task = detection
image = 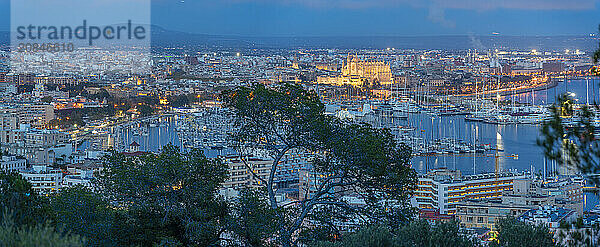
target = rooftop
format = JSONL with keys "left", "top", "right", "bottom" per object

{"left": 519, "top": 206, "right": 575, "bottom": 223}
{"left": 421, "top": 168, "right": 530, "bottom": 183}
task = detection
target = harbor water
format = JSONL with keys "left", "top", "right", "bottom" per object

{"left": 106, "top": 78, "right": 600, "bottom": 210}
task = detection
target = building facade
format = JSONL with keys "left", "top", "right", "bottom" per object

{"left": 222, "top": 156, "right": 272, "bottom": 190}
{"left": 0, "top": 155, "right": 27, "bottom": 172}
{"left": 503, "top": 178, "right": 584, "bottom": 215}
{"left": 456, "top": 199, "right": 532, "bottom": 230}
{"left": 318, "top": 55, "right": 392, "bottom": 87}
{"left": 1, "top": 125, "right": 72, "bottom": 165}
{"left": 19, "top": 165, "right": 62, "bottom": 194}
{"left": 415, "top": 168, "right": 530, "bottom": 214}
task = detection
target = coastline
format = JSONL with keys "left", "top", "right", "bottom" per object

{"left": 496, "top": 77, "right": 559, "bottom": 97}
{"left": 454, "top": 77, "right": 560, "bottom": 98}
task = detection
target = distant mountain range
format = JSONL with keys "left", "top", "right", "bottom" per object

{"left": 150, "top": 26, "right": 599, "bottom": 51}
{"left": 2, "top": 25, "right": 598, "bottom": 51}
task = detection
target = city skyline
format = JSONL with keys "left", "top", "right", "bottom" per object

{"left": 1, "top": 1, "right": 600, "bottom": 246}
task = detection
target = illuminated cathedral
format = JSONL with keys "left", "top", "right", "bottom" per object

{"left": 318, "top": 55, "right": 392, "bottom": 87}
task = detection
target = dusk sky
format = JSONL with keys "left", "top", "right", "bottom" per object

{"left": 2, "top": 0, "right": 600, "bottom": 36}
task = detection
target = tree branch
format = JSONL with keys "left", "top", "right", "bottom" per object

{"left": 268, "top": 145, "right": 293, "bottom": 209}
{"left": 236, "top": 150, "right": 268, "bottom": 186}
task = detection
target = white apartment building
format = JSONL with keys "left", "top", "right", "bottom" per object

{"left": 0, "top": 107, "right": 18, "bottom": 130}
{"left": 1, "top": 125, "right": 72, "bottom": 165}
{"left": 10, "top": 104, "right": 54, "bottom": 128}
{"left": 222, "top": 156, "right": 272, "bottom": 190}
{"left": 19, "top": 165, "right": 62, "bottom": 194}
{"left": 0, "top": 155, "right": 26, "bottom": 172}
{"left": 63, "top": 169, "right": 94, "bottom": 188}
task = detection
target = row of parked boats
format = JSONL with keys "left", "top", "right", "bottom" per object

{"left": 324, "top": 99, "right": 499, "bottom": 157}
{"left": 464, "top": 106, "right": 550, "bottom": 125}
{"left": 326, "top": 98, "right": 552, "bottom": 125}
{"left": 174, "top": 107, "right": 233, "bottom": 151}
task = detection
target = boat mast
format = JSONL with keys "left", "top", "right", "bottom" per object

{"left": 495, "top": 50, "right": 502, "bottom": 110}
